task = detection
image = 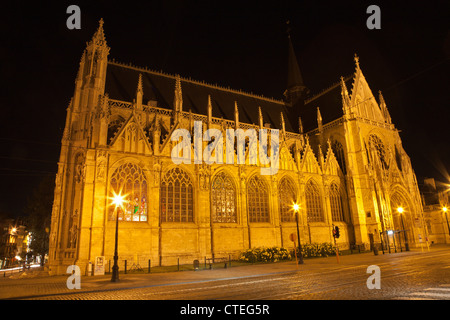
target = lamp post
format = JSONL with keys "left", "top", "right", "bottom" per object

{"left": 443, "top": 206, "right": 450, "bottom": 237}
{"left": 397, "top": 207, "right": 409, "bottom": 251}
{"left": 293, "top": 203, "right": 304, "bottom": 264}
{"left": 111, "top": 192, "right": 126, "bottom": 282}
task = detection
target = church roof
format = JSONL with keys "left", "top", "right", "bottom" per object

{"left": 105, "top": 61, "right": 295, "bottom": 132}
{"left": 300, "top": 75, "right": 353, "bottom": 133}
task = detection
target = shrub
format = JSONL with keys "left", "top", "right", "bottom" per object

{"left": 239, "top": 246, "right": 292, "bottom": 263}
{"left": 297, "top": 242, "right": 336, "bottom": 258}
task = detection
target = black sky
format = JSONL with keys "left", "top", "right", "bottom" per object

{"left": 0, "top": 1, "right": 449, "bottom": 217}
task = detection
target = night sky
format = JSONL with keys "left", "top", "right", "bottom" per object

{"left": 0, "top": 1, "right": 449, "bottom": 217}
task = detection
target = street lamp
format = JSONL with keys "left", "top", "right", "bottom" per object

{"left": 111, "top": 191, "right": 126, "bottom": 282}
{"left": 443, "top": 206, "right": 450, "bottom": 237}
{"left": 292, "top": 203, "right": 304, "bottom": 264}
{"left": 397, "top": 207, "right": 410, "bottom": 251}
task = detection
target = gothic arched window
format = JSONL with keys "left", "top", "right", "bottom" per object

{"left": 305, "top": 180, "right": 323, "bottom": 222}
{"left": 329, "top": 183, "right": 345, "bottom": 222}
{"left": 247, "top": 175, "right": 270, "bottom": 223}
{"left": 107, "top": 116, "right": 125, "bottom": 143}
{"left": 278, "top": 177, "right": 296, "bottom": 222}
{"left": 211, "top": 172, "right": 237, "bottom": 223}
{"left": 332, "top": 140, "right": 347, "bottom": 175}
{"left": 369, "top": 135, "right": 389, "bottom": 170}
{"left": 395, "top": 146, "right": 402, "bottom": 171}
{"left": 109, "top": 163, "right": 148, "bottom": 222}
{"left": 160, "top": 167, "right": 194, "bottom": 222}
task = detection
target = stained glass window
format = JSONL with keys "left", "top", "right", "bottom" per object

{"left": 279, "top": 177, "right": 296, "bottom": 222}
{"left": 305, "top": 180, "right": 323, "bottom": 222}
{"left": 160, "top": 167, "right": 194, "bottom": 222}
{"left": 247, "top": 175, "right": 270, "bottom": 222}
{"left": 332, "top": 140, "right": 347, "bottom": 175}
{"left": 211, "top": 171, "right": 237, "bottom": 223}
{"left": 369, "top": 135, "right": 389, "bottom": 170}
{"left": 109, "top": 163, "right": 148, "bottom": 222}
{"left": 330, "top": 183, "right": 344, "bottom": 221}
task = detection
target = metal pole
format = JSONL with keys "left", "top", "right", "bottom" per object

{"left": 295, "top": 211, "right": 304, "bottom": 264}
{"left": 111, "top": 207, "right": 120, "bottom": 282}
{"left": 401, "top": 214, "right": 410, "bottom": 251}
{"left": 445, "top": 211, "right": 450, "bottom": 237}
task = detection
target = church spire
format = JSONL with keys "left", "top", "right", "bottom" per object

{"left": 284, "top": 21, "right": 307, "bottom": 106}
{"left": 135, "top": 74, "right": 143, "bottom": 110}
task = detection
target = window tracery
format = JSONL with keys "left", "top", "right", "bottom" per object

{"left": 329, "top": 183, "right": 345, "bottom": 221}
{"left": 211, "top": 171, "right": 237, "bottom": 223}
{"left": 160, "top": 167, "right": 194, "bottom": 222}
{"left": 109, "top": 163, "right": 148, "bottom": 222}
{"left": 305, "top": 180, "right": 323, "bottom": 222}
{"left": 278, "top": 177, "right": 296, "bottom": 222}
{"left": 247, "top": 175, "right": 270, "bottom": 222}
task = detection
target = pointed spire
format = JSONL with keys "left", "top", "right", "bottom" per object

{"left": 340, "top": 76, "right": 351, "bottom": 114}
{"left": 280, "top": 111, "right": 286, "bottom": 133}
{"left": 234, "top": 101, "right": 239, "bottom": 129}
{"left": 378, "top": 90, "right": 392, "bottom": 124}
{"left": 135, "top": 74, "right": 143, "bottom": 110}
{"left": 207, "top": 95, "right": 212, "bottom": 128}
{"left": 258, "top": 106, "right": 263, "bottom": 129}
{"left": 354, "top": 53, "right": 360, "bottom": 70}
{"left": 285, "top": 21, "right": 307, "bottom": 105}
{"left": 298, "top": 116, "right": 303, "bottom": 134}
{"left": 317, "top": 107, "right": 323, "bottom": 129}
{"left": 174, "top": 74, "right": 183, "bottom": 113}
{"left": 318, "top": 144, "right": 325, "bottom": 168}
{"left": 89, "top": 18, "right": 107, "bottom": 48}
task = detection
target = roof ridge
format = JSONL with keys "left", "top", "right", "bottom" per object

{"left": 305, "top": 74, "right": 353, "bottom": 104}
{"left": 108, "top": 59, "right": 285, "bottom": 105}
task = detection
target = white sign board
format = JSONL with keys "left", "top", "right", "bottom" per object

{"left": 94, "top": 256, "right": 105, "bottom": 276}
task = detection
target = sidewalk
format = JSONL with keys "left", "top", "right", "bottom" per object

{"left": 0, "top": 244, "right": 448, "bottom": 300}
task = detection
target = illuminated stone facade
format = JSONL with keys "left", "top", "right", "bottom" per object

{"left": 48, "top": 20, "right": 427, "bottom": 275}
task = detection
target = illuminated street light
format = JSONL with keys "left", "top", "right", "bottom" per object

{"left": 397, "top": 207, "right": 409, "bottom": 251}
{"left": 442, "top": 206, "right": 450, "bottom": 237}
{"left": 110, "top": 191, "right": 127, "bottom": 282}
{"left": 292, "top": 203, "right": 304, "bottom": 264}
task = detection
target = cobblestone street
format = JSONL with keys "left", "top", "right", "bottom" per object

{"left": 1, "top": 245, "right": 449, "bottom": 302}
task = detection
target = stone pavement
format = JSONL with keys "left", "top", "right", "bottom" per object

{"left": 0, "top": 244, "right": 448, "bottom": 300}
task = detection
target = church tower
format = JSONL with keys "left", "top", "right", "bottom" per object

{"left": 49, "top": 19, "right": 110, "bottom": 275}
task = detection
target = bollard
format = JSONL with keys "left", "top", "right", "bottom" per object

{"left": 193, "top": 259, "right": 199, "bottom": 271}
{"left": 177, "top": 258, "right": 180, "bottom": 271}
{"left": 148, "top": 259, "right": 151, "bottom": 273}
{"left": 124, "top": 260, "right": 127, "bottom": 274}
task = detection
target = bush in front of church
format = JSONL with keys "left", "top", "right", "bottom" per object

{"left": 239, "top": 246, "right": 292, "bottom": 263}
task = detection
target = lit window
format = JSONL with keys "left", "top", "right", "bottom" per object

{"left": 305, "top": 180, "right": 323, "bottom": 222}
{"left": 278, "top": 177, "right": 296, "bottom": 222}
{"left": 160, "top": 168, "right": 194, "bottom": 222}
{"left": 247, "top": 175, "right": 270, "bottom": 222}
{"left": 330, "top": 183, "right": 345, "bottom": 221}
{"left": 332, "top": 140, "right": 347, "bottom": 175}
{"left": 211, "top": 172, "right": 237, "bottom": 223}
{"left": 109, "top": 163, "right": 148, "bottom": 222}
{"left": 369, "top": 135, "right": 389, "bottom": 170}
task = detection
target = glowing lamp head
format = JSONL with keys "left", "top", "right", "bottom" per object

{"left": 443, "top": 206, "right": 448, "bottom": 213}
{"left": 112, "top": 192, "right": 126, "bottom": 208}
{"left": 292, "top": 203, "right": 300, "bottom": 212}
{"left": 397, "top": 207, "right": 404, "bottom": 214}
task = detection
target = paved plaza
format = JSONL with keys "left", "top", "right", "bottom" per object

{"left": 1, "top": 244, "right": 449, "bottom": 301}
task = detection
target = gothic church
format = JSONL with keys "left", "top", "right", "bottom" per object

{"left": 48, "top": 20, "right": 426, "bottom": 275}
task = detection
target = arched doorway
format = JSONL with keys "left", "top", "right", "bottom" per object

{"left": 389, "top": 191, "right": 413, "bottom": 251}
